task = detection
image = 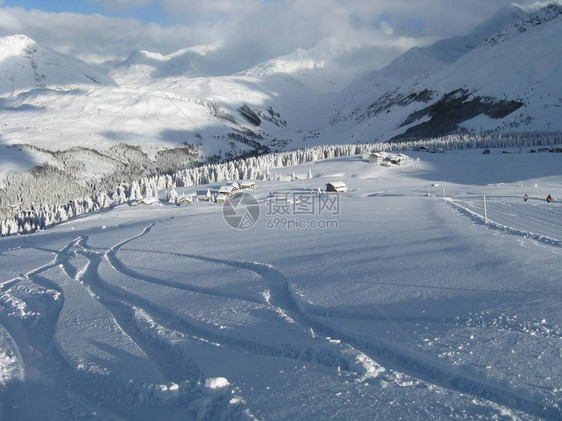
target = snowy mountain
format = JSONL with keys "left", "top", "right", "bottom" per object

{"left": 0, "top": 2, "right": 561, "bottom": 216}
{"left": 0, "top": 35, "right": 116, "bottom": 95}
{"left": 380, "top": 4, "right": 529, "bottom": 81}
{"left": 0, "top": 37, "right": 306, "bottom": 187}
{"left": 331, "top": 3, "right": 562, "bottom": 141}
{"left": 238, "top": 42, "right": 346, "bottom": 93}
{"left": 110, "top": 44, "right": 221, "bottom": 86}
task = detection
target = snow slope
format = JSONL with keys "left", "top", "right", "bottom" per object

{"left": 0, "top": 148, "right": 561, "bottom": 419}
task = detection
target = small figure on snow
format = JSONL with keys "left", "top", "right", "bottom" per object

{"left": 523, "top": 194, "right": 528, "bottom": 202}
{"left": 546, "top": 194, "right": 552, "bottom": 203}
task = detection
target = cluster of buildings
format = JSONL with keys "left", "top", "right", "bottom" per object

{"left": 367, "top": 151, "right": 410, "bottom": 166}
{"left": 215, "top": 180, "right": 256, "bottom": 203}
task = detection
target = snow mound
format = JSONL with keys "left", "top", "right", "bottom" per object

{"left": 0, "top": 291, "right": 35, "bottom": 319}
{"left": 204, "top": 377, "right": 231, "bottom": 389}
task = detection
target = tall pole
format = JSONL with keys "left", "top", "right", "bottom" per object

{"left": 483, "top": 195, "right": 488, "bottom": 224}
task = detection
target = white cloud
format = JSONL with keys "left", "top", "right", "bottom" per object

{"left": 0, "top": 9, "right": 20, "bottom": 29}
{"left": 0, "top": 7, "right": 217, "bottom": 62}
{"left": 90, "top": 0, "right": 153, "bottom": 11}
{"left": 162, "top": 0, "right": 259, "bottom": 16}
{"left": 0, "top": 0, "right": 537, "bottom": 77}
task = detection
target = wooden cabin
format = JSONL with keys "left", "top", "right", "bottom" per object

{"left": 326, "top": 181, "right": 348, "bottom": 193}
{"left": 216, "top": 194, "right": 228, "bottom": 204}
{"left": 368, "top": 152, "right": 387, "bottom": 163}
{"left": 218, "top": 185, "right": 235, "bottom": 196}
{"left": 133, "top": 196, "right": 159, "bottom": 206}
{"left": 177, "top": 196, "right": 193, "bottom": 206}
{"left": 389, "top": 154, "right": 409, "bottom": 166}
{"left": 240, "top": 180, "right": 256, "bottom": 190}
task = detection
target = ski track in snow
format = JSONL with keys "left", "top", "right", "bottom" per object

{"left": 444, "top": 197, "right": 562, "bottom": 248}
{"left": 0, "top": 233, "right": 251, "bottom": 420}
{"left": 117, "top": 246, "right": 562, "bottom": 341}
{"left": 105, "top": 222, "right": 264, "bottom": 306}
{"left": 1, "top": 199, "right": 560, "bottom": 418}
{"left": 105, "top": 219, "right": 560, "bottom": 419}
{"left": 75, "top": 236, "right": 205, "bottom": 384}
{"left": 0, "top": 238, "right": 148, "bottom": 419}
{"left": 173, "top": 255, "right": 559, "bottom": 419}
{"left": 98, "top": 221, "right": 376, "bottom": 375}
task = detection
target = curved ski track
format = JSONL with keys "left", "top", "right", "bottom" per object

{"left": 2, "top": 217, "right": 560, "bottom": 419}
{"left": 110, "top": 219, "right": 560, "bottom": 419}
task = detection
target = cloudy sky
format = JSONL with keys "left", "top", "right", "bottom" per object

{"left": 0, "top": 0, "right": 543, "bottom": 75}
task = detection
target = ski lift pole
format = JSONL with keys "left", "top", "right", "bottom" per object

{"left": 483, "top": 195, "right": 488, "bottom": 224}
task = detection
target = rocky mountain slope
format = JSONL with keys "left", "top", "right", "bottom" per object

{"left": 330, "top": 3, "right": 562, "bottom": 141}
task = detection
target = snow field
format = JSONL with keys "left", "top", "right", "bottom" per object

{"left": 0, "top": 149, "right": 560, "bottom": 419}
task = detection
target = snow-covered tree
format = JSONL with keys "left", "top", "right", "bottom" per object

{"left": 129, "top": 181, "right": 142, "bottom": 201}
{"left": 167, "top": 188, "right": 179, "bottom": 204}
{"left": 3, "top": 131, "right": 562, "bottom": 238}
{"left": 55, "top": 206, "right": 68, "bottom": 223}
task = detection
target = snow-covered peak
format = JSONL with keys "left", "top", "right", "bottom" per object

{"left": 0, "top": 34, "right": 116, "bottom": 95}
{"left": 378, "top": 3, "right": 530, "bottom": 82}
{"left": 112, "top": 45, "right": 221, "bottom": 85}
{"left": 468, "top": 3, "right": 530, "bottom": 40}
{"left": 485, "top": 2, "right": 562, "bottom": 45}
{"left": 515, "top": 0, "right": 562, "bottom": 13}
{"left": 240, "top": 48, "right": 326, "bottom": 79}
{"left": 238, "top": 40, "right": 354, "bottom": 93}
{"left": 331, "top": 2, "right": 562, "bottom": 141}
{"left": 122, "top": 45, "right": 217, "bottom": 66}
{"left": 0, "top": 34, "right": 38, "bottom": 59}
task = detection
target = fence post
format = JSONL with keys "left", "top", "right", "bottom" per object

{"left": 483, "top": 195, "right": 488, "bottom": 224}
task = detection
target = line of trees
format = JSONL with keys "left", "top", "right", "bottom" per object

{"left": 1, "top": 132, "right": 560, "bottom": 237}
